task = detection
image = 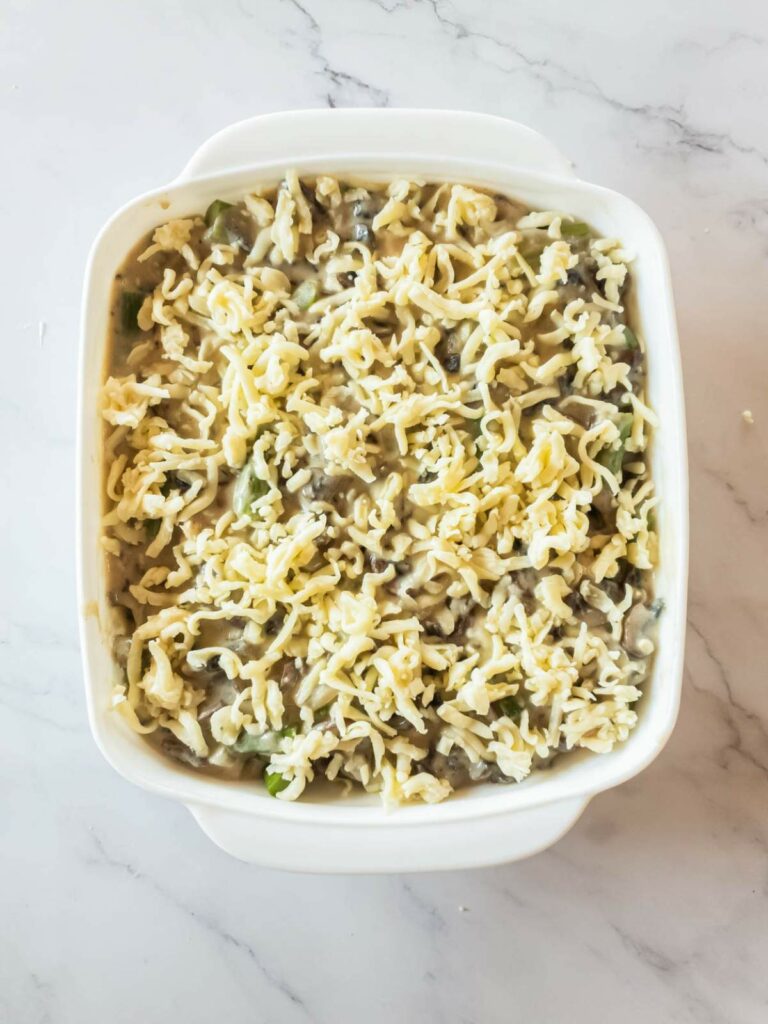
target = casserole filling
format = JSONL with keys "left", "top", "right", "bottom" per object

{"left": 101, "top": 173, "right": 659, "bottom": 804}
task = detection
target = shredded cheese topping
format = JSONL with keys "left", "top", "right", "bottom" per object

{"left": 102, "top": 174, "right": 659, "bottom": 805}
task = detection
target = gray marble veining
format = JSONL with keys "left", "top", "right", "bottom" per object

{"left": 1, "top": 0, "right": 767, "bottom": 1020}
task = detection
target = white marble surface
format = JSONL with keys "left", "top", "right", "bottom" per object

{"left": 2, "top": 0, "right": 767, "bottom": 1020}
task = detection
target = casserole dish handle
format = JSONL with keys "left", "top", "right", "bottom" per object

{"left": 187, "top": 796, "right": 589, "bottom": 872}
{"left": 177, "top": 109, "right": 575, "bottom": 181}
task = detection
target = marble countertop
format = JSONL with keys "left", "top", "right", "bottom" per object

{"left": 2, "top": 0, "right": 767, "bottom": 1020}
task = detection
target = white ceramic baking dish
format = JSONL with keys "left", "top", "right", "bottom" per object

{"left": 77, "top": 109, "right": 688, "bottom": 872}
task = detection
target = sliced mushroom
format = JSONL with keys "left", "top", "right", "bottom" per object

{"left": 487, "top": 764, "right": 517, "bottom": 785}
{"left": 558, "top": 396, "right": 595, "bottom": 429}
{"left": 197, "top": 679, "right": 239, "bottom": 722}
{"left": 279, "top": 658, "right": 303, "bottom": 690}
{"left": 428, "top": 749, "right": 474, "bottom": 789}
{"left": 364, "top": 551, "right": 390, "bottom": 574}
{"left": 161, "top": 737, "right": 205, "bottom": 769}
{"left": 559, "top": 254, "right": 601, "bottom": 301}
{"left": 623, "top": 602, "right": 658, "bottom": 658}
{"left": 566, "top": 590, "right": 607, "bottom": 628}
{"left": 264, "top": 611, "right": 285, "bottom": 636}
{"left": 304, "top": 470, "right": 351, "bottom": 503}
{"left": 435, "top": 331, "right": 462, "bottom": 372}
